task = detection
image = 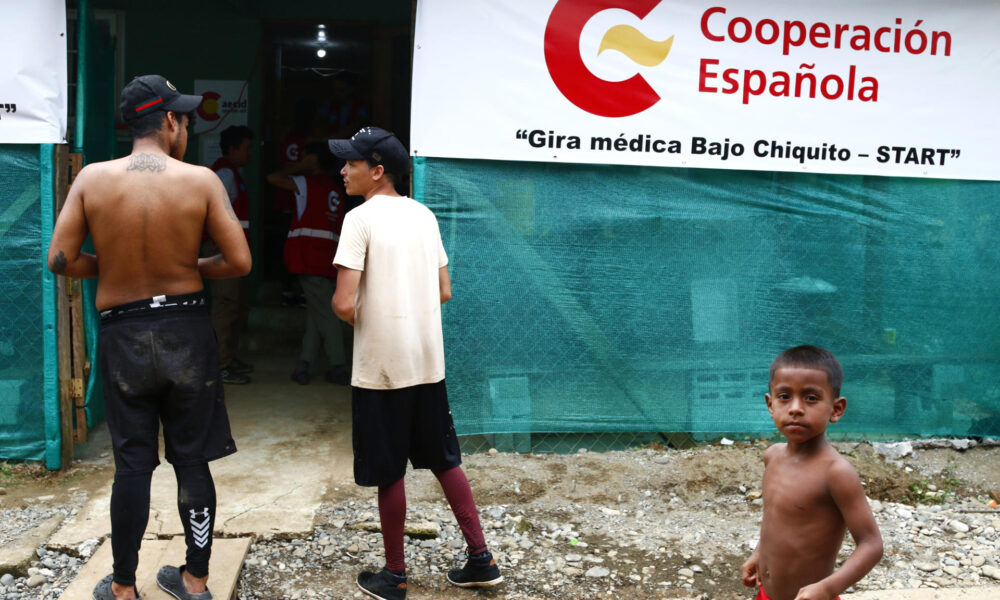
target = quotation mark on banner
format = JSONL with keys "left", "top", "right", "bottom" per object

{"left": 0, "top": 103, "right": 15, "bottom": 120}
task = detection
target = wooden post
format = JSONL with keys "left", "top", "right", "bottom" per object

{"left": 67, "top": 152, "right": 88, "bottom": 444}
{"left": 70, "top": 276, "right": 89, "bottom": 443}
{"left": 55, "top": 150, "right": 89, "bottom": 466}
{"left": 54, "top": 145, "right": 74, "bottom": 468}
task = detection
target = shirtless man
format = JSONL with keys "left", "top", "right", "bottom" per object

{"left": 741, "top": 345, "right": 883, "bottom": 600}
{"left": 48, "top": 74, "right": 250, "bottom": 600}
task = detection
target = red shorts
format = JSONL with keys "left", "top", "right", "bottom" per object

{"left": 755, "top": 587, "right": 839, "bottom": 600}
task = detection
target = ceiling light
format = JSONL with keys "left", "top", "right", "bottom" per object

{"left": 316, "top": 48, "right": 327, "bottom": 58}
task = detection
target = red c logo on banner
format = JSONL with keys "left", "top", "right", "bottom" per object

{"left": 545, "top": 0, "right": 663, "bottom": 118}
{"left": 197, "top": 91, "right": 221, "bottom": 122}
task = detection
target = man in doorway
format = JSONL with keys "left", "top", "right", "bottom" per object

{"left": 266, "top": 141, "right": 351, "bottom": 385}
{"left": 331, "top": 127, "right": 502, "bottom": 600}
{"left": 206, "top": 125, "right": 255, "bottom": 384}
{"left": 48, "top": 74, "right": 251, "bottom": 600}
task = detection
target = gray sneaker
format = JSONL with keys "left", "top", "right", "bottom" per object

{"left": 155, "top": 565, "right": 212, "bottom": 600}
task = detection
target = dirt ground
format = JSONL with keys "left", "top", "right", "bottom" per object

{"left": 4, "top": 439, "right": 1000, "bottom": 599}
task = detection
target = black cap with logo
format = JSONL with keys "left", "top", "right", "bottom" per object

{"left": 119, "top": 74, "right": 203, "bottom": 123}
{"left": 328, "top": 126, "right": 409, "bottom": 178}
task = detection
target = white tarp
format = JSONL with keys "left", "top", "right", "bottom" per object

{"left": 412, "top": 0, "right": 1000, "bottom": 181}
{"left": 0, "top": 1, "right": 68, "bottom": 144}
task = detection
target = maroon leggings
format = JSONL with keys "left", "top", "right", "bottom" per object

{"left": 378, "top": 466, "right": 487, "bottom": 572}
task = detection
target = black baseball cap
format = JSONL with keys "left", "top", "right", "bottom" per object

{"left": 120, "top": 74, "right": 202, "bottom": 123}
{"left": 328, "top": 127, "right": 409, "bottom": 177}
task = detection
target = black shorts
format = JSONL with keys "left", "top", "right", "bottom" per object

{"left": 352, "top": 379, "right": 462, "bottom": 487}
{"left": 99, "top": 292, "right": 236, "bottom": 474}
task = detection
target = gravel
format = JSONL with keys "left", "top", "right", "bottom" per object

{"left": 2, "top": 442, "right": 999, "bottom": 600}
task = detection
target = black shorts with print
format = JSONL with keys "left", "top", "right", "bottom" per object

{"left": 99, "top": 292, "right": 236, "bottom": 474}
{"left": 351, "top": 379, "right": 462, "bottom": 487}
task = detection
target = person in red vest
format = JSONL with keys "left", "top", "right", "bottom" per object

{"left": 266, "top": 142, "right": 351, "bottom": 385}
{"left": 274, "top": 98, "right": 319, "bottom": 307}
{"left": 207, "top": 125, "right": 254, "bottom": 384}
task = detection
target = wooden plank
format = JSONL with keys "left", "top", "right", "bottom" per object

{"left": 58, "top": 537, "right": 251, "bottom": 600}
{"left": 56, "top": 275, "right": 73, "bottom": 468}
{"left": 57, "top": 539, "right": 170, "bottom": 600}
{"left": 55, "top": 145, "right": 69, "bottom": 212}
{"left": 66, "top": 151, "right": 89, "bottom": 445}
{"left": 69, "top": 284, "right": 88, "bottom": 443}
{"left": 54, "top": 144, "right": 74, "bottom": 468}
{"left": 69, "top": 152, "right": 83, "bottom": 184}
{"left": 145, "top": 536, "right": 251, "bottom": 600}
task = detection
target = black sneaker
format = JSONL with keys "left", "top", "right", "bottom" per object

{"left": 291, "top": 360, "right": 310, "bottom": 385}
{"left": 447, "top": 550, "right": 503, "bottom": 588}
{"left": 229, "top": 357, "right": 254, "bottom": 374}
{"left": 357, "top": 568, "right": 407, "bottom": 600}
{"left": 220, "top": 368, "right": 250, "bottom": 385}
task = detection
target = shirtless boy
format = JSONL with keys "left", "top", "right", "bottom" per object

{"left": 741, "top": 345, "right": 883, "bottom": 600}
{"left": 48, "top": 74, "right": 250, "bottom": 600}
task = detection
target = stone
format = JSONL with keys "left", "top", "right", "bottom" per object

{"left": 872, "top": 441, "right": 913, "bottom": 459}
{"left": 0, "top": 574, "right": 12, "bottom": 586}
{"left": 971, "top": 555, "right": 986, "bottom": 567}
{"left": 585, "top": 566, "right": 610, "bottom": 577}
{"left": 914, "top": 561, "right": 939, "bottom": 572}
{"left": 678, "top": 568, "right": 695, "bottom": 578}
{"left": 983, "top": 565, "right": 1000, "bottom": 580}
{"left": 950, "top": 439, "right": 975, "bottom": 451}
{"left": 77, "top": 538, "right": 100, "bottom": 558}
{"left": 26, "top": 574, "right": 47, "bottom": 587}
{"left": 949, "top": 520, "right": 970, "bottom": 533}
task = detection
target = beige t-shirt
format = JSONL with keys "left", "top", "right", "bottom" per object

{"left": 333, "top": 195, "right": 449, "bottom": 389}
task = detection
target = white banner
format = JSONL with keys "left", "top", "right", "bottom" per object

{"left": 194, "top": 80, "right": 249, "bottom": 166}
{"left": 0, "top": 1, "right": 67, "bottom": 144}
{"left": 412, "top": 0, "right": 1000, "bottom": 181}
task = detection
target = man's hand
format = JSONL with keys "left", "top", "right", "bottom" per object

{"left": 740, "top": 553, "right": 759, "bottom": 588}
{"left": 794, "top": 581, "right": 836, "bottom": 600}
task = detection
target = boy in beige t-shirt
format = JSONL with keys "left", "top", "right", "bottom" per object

{"left": 330, "top": 127, "right": 502, "bottom": 600}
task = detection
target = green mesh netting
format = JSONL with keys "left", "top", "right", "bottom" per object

{"left": 416, "top": 157, "right": 1000, "bottom": 441}
{"left": 0, "top": 146, "right": 47, "bottom": 461}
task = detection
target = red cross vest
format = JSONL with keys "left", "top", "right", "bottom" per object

{"left": 284, "top": 173, "right": 345, "bottom": 278}
{"left": 210, "top": 156, "right": 250, "bottom": 238}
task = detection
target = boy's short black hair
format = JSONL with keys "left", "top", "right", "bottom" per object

{"left": 128, "top": 110, "right": 193, "bottom": 140}
{"left": 219, "top": 125, "right": 254, "bottom": 155}
{"left": 770, "top": 345, "right": 843, "bottom": 396}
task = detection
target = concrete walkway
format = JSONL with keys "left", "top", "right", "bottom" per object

{"left": 57, "top": 537, "right": 250, "bottom": 600}
{"left": 49, "top": 356, "right": 354, "bottom": 551}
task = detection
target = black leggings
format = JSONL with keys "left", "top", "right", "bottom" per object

{"left": 111, "top": 463, "right": 216, "bottom": 586}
